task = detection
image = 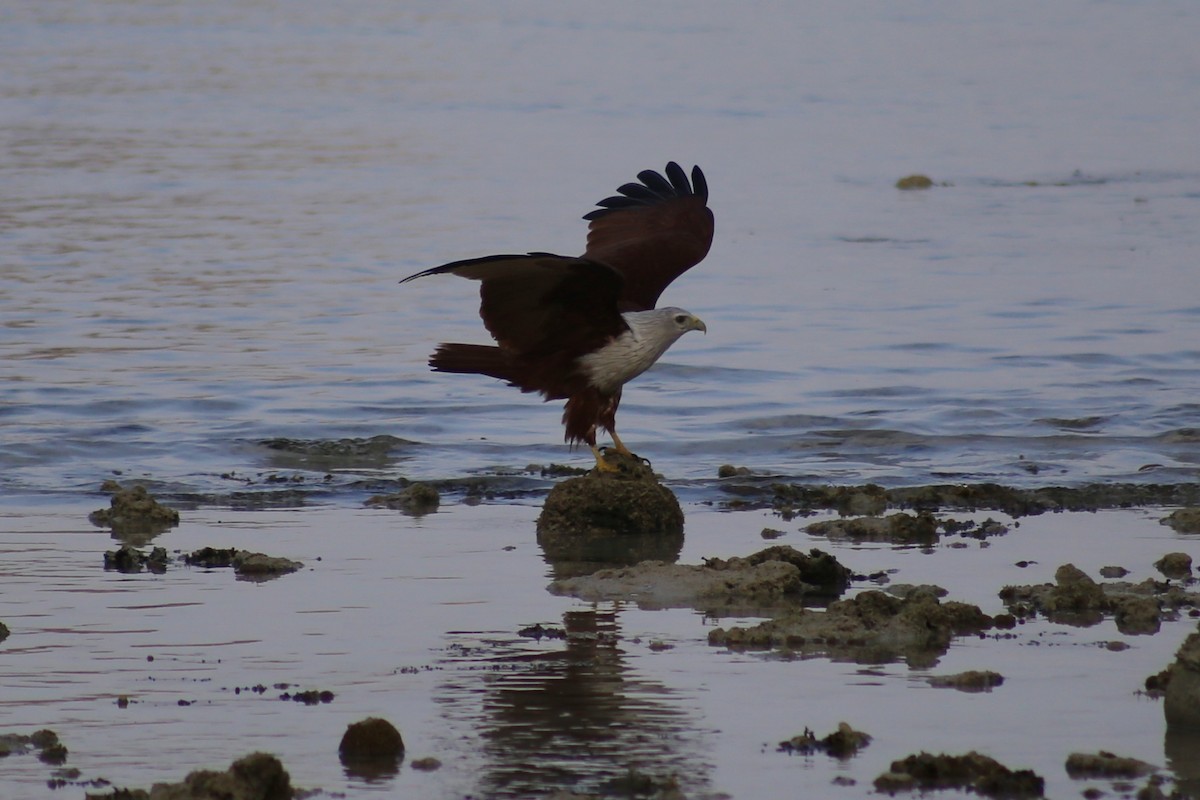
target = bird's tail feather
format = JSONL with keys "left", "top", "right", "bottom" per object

{"left": 429, "top": 344, "right": 518, "bottom": 384}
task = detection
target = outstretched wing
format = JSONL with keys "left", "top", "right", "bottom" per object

{"left": 400, "top": 253, "right": 627, "bottom": 356}
{"left": 582, "top": 162, "right": 714, "bottom": 312}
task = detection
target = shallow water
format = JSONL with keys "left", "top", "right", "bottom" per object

{"left": 3, "top": 1, "right": 1200, "bottom": 797}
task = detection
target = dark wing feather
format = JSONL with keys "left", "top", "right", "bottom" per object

{"left": 582, "top": 162, "right": 714, "bottom": 312}
{"left": 400, "top": 253, "right": 627, "bottom": 357}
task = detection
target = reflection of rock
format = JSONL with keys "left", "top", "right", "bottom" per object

{"left": 339, "top": 717, "right": 404, "bottom": 781}
{"left": 99, "top": 752, "right": 294, "bottom": 800}
{"left": 548, "top": 546, "right": 850, "bottom": 613}
{"left": 874, "top": 751, "right": 1044, "bottom": 798}
{"left": 710, "top": 588, "right": 992, "bottom": 668}
{"left": 89, "top": 482, "right": 179, "bottom": 545}
{"left": 436, "top": 609, "right": 709, "bottom": 798}
{"left": 1164, "top": 726, "right": 1200, "bottom": 796}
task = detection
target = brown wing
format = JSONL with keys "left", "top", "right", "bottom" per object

{"left": 400, "top": 253, "right": 627, "bottom": 357}
{"left": 582, "top": 162, "right": 714, "bottom": 312}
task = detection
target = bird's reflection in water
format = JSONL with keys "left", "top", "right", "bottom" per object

{"left": 436, "top": 608, "right": 713, "bottom": 798}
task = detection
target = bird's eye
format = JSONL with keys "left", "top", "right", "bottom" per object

{"left": 674, "top": 314, "right": 688, "bottom": 325}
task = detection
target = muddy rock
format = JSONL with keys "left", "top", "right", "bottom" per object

{"left": 103, "top": 545, "right": 169, "bottom": 574}
{"left": 1165, "top": 632, "right": 1200, "bottom": 730}
{"left": 778, "top": 722, "right": 871, "bottom": 758}
{"left": 89, "top": 483, "right": 180, "bottom": 544}
{"left": 873, "top": 751, "right": 1044, "bottom": 798}
{"left": 548, "top": 546, "right": 850, "bottom": 613}
{"left": 183, "top": 548, "right": 302, "bottom": 580}
{"left": 0, "top": 729, "right": 67, "bottom": 764}
{"left": 365, "top": 482, "right": 440, "bottom": 515}
{"left": 709, "top": 588, "right": 993, "bottom": 667}
{"left": 750, "top": 482, "right": 1200, "bottom": 519}
{"left": 87, "top": 751, "right": 294, "bottom": 800}
{"left": 338, "top": 717, "right": 404, "bottom": 779}
{"left": 258, "top": 434, "right": 409, "bottom": 471}
{"left": 1163, "top": 508, "right": 1200, "bottom": 534}
{"left": 537, "top": 454, "right": 683, "bottom": 539}
{"left": 1155, "top": 552, "right": 1193, "bottom": 580}
{"left": 805, "top": 512, "right": 938, "bottom": 545}
{"left": 896, "top": 174, "right": 934, "bottom": 190}
{"left": 927, "top": 670, "right": 1005, "bottom": 692}
{"left": 1065, "top": 751, "right": 1155, "bottom": 779}
{"left": 1001, "top": 566, "right": 1181, "bottom": 634}
{"left": 0, "top": 620, "right": 8, "bottom": 643}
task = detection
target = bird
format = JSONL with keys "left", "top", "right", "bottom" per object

{"left": 401, "top": 161, "right": 714, "bottom": 472}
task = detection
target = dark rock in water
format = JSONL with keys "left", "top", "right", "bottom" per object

{"left": 103, "top": 545, "right": 169, "bottom": 574}
{"left": 339, "top": 717, "right": 404, "bottom": 780}
{"left": 365, "top": 482, "right": 440, "bottom": 515}
{"left": 874, "top": 751, "right": 1044, "bottom": 798}
{"left": 89, "top": 483, "right": 180, "bottom": 545}
{"left": 550, "top": 546, "right": 851, "bottom": 613}
{"left": 1064, "top": 751, "right": 1154, "bottom": 779}
{"left": 90, "top": 751, "right": 294, "bottom": 800}
{"left": 1163, "top": 507, "right": 1200, "bottom": 534}
{"left": 537, "top": 452, "right": 683, "bottom": 541}
{"left": 1165, "top": 632, "right": 1200, "bottom": 730}
{"left": 927, "top": 670, "right": 1005, "bottom": 693}
{"left": 0, "top": 620, "right": 10, "bottom": 643}
{"left": 778, "top": 722, "right": 871, "bottom": 759}
{"left": 710, "top": 588, "right": 993, "bottom": 668}
{"left": 182, "top": 548, "right": 302, "bottom": 580}
{"left": 1156, "top": 552, "right": 1194, "bottom": 579}
{"left": 805, "top": 512, "right": 939, "bottom": 545}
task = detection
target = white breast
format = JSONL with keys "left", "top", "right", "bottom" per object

{"left": 577, "top": 307, "right": 698, "bottom": 394}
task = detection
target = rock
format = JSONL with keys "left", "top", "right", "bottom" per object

{"left": 1165, "top": 633, "right": 1200, "bottom": 730}
{"left": 873, "top": 751, "right": 1044, "bottom": 798}
{"left": 718, "top": 464, "right": 751, "bottom": 478}
{"left": 548, "top": 546, "right": 850, "bottom": 612}
{"left": 778, "top": 722, "right": 871, "bottom": 759}
{"left": 365, "top": 483, "right": 440, "bottom": 515}
{"left": 1065, "top": 751, "right": 1155, "bottom": 779}
{"left": 88, "top": 752, "right": 294, "bottom": 800}
{"left": 710, "top": 588, "right": 993, "bottom": 668}
{"left": 89, "top": 483, "right": 180, "bottom": 544}
{"left": 805, "top": 512, "right": 938, "bottom": 545}
{"left": 182, "top": 548, "right": 302, "bottom": 580}
{"left": 1163, "top": 508, "right": 1200, "bottom": 534}
{"left": 896, "top": 174, "right": 934, "bottom": 190}
{"left": 0, "top": 620, "right": 9, "bottom": 643}
{"left": 1155, "top": 552, "right": 1193, "bottom": 579}
{"left": 537, "top": 455, "right": 683, "bottom": 538}
{"left": 103, "top": 546, "right": 169, "bottom": 574}
{"left": 338, "top": 717, "right": 404, "bottom": 778}
{"left": 927, "top": 670, "right": 1005, "bottom": 692}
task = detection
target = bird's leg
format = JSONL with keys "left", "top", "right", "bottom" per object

{"left": 608, "top": 429, "right": 634, "bottom": 458}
